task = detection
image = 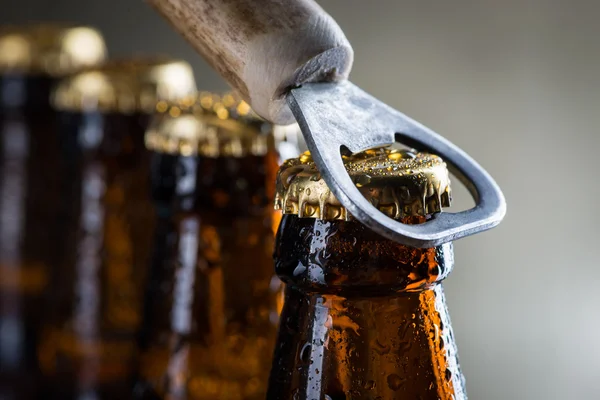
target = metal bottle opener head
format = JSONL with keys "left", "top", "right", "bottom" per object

{"left": 288, "top": 81, "right": 507, "bottom": 248}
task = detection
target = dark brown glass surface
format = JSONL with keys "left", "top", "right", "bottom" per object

{"left": 0, "top": 75, "right": 61, "bottom": 400}
{"left": 37, "top": 111, "right": 154, "bottom": 399}
{"left": 135, "top": 151, "right": 281, "bottom": 400}
{"left": 0, "top": 74, "right": 55, "bottom": 110}
{"left": 267, "top": 215, "right": 466, "bottom": 400}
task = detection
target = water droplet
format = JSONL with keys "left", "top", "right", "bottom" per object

{"left": 299, "top": 342, "right": 311, "bottom": 363}
{"left": 299, "top": 152, "right": 312, "bottom": 163}
{"left": 293, "top": 263, "right": 307, "bottom": 276}
{"left": 355, "top": 174, "right": 372, "bottom": 187}
{"left": 364, "top": 380, "right": 376, "bottom": 390}
{"left": 387, "top": 374, "right": 404, "bottom": 391}
{"left": 373, "top": 338, "right": 391, "bottom": 355}
{"left": 348, "top": 345, "right": 356, "bottom": 357}
{"left": 388, "top": 152, "right": 403, "bottom": 161}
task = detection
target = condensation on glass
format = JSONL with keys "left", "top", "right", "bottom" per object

{"left": 134, "top": 94, "right": 298, "bottom": 400}
{"left": 267, "top": 149, "right": 467, "bottom": 400}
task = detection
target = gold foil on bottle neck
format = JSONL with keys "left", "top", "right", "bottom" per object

{"left": 52, "top": 58, "right": 197, "bottom": 113}
{"left": 274, "top": 148, "right": 452, "bottom": 220}
{"left": 0, "top": 24, "right": 107, "bottom": 76}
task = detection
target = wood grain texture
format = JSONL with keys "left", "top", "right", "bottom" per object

{"left": 148, "top": 0, "right": 353, "bottom": 124}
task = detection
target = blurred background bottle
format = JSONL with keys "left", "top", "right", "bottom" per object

{"left": 134, "top": 93, "right": 299, "bottom": 400}
{"left": 37, "top": 58, "right": 197, "bottom": 399}
{"left": 268, "top": 149, "right": 467, "bottom": 399}
{"left": 0, "top": 24, "right": 107, "bottom": 400}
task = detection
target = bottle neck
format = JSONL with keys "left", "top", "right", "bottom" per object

{"left": 58, "top": 111, "right": 149, "bottom": 163}
{"left": 137, "top": 208, "right": 280, "bottom": 399}
{"left": 46, "top": 110, "right": 155, "bottom": 337}
{"left": 269, "top": 215, "right": 465, "bottom": 399}
{"left": 144, "top": 149, "right": 281, "bottom": 344}
{"left": 140, "top": 208, "right": 279, "bottom": 339}
{"left": 0, "top": 110, "right": 61, "bottom": 272}
{"left": 274, "top": 215, "right": 454, "bottom": 295}
{"left": 0, "top": 74, "right": 55, "bottom": 111}
{"left": 150, "top": 150, "right": 278, "bottom": 215}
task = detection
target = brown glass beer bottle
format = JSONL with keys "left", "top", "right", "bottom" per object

{"left": 0, "top": 24, "right": 107, "bottom": 399}
{"left": 37, "top": 59, "right": 197, "bottom": 399}
{"left": 268, "top": 149, "right": 467, "bottom": 400}
{"left": 135, "top": 94, "right": 286, "bottom": 400}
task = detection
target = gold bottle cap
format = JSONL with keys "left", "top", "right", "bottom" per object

{"left": 0, "top": 24, "right": 107, "bottom": 76}
{"left": 194, "top": 91, "right": 262, "bottom": 122}
{"left": 145, "top": 110, "right": 273, "bottom": 158}
{"left": 275, "top": 148, "right": 452, "bottom": 220}
{"left": 153, "top": 91, "right": 302, "bottom": 158}
{"left": 52, "top": 58, "right": 198, "bottom": 113}
{"left": 154, "top": 91, "right": 261, "bottom": 122}
{"left": 146, "top": 91, "right": 288, "bottom": 157}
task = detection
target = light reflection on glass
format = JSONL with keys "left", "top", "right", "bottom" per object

{"left": 0, "top": 117, "right": 28, "bottom": 368}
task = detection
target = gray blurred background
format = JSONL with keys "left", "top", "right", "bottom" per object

{"left": 2, "top": 0, "right": 599, "bottom": 399}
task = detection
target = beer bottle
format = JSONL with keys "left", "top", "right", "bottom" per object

{"left": 37, "top": 59, "right": 197, "bottom": 399}
{"left": 268, "top": 148, "right": 467, "bottom": 399}
{"left": 0, "top": 24, "right": 107, "bottom": 399}
{"left": 135, "top": 94, "right": 285, "bottom": 400}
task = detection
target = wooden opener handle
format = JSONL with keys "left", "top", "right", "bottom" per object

{"left": 148, "top": 0, "right": 353, "bottom": 124}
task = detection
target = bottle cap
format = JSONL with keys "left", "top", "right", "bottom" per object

{"left": 155, "top": 91, "right": 269, "bottom": 126}
{"left": 194, "top": 91, "right": 262, "bottom": 122}
{"left": 144, "top": 113, "right": 273, "bottom": 157}
{"left": 146, "top": 91, "right": 281, "bottom": 157}
{"left": 274, "top": 148, "right": 452, "bottom": 220}
{"left": 0, "top": 24, "right": 107, "bottom": 76}
{"left": 153, "top": 91, "right": 302, "bottom": 158}
{"left": 52, "top": 58, "right": 197, "bottom": 113}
